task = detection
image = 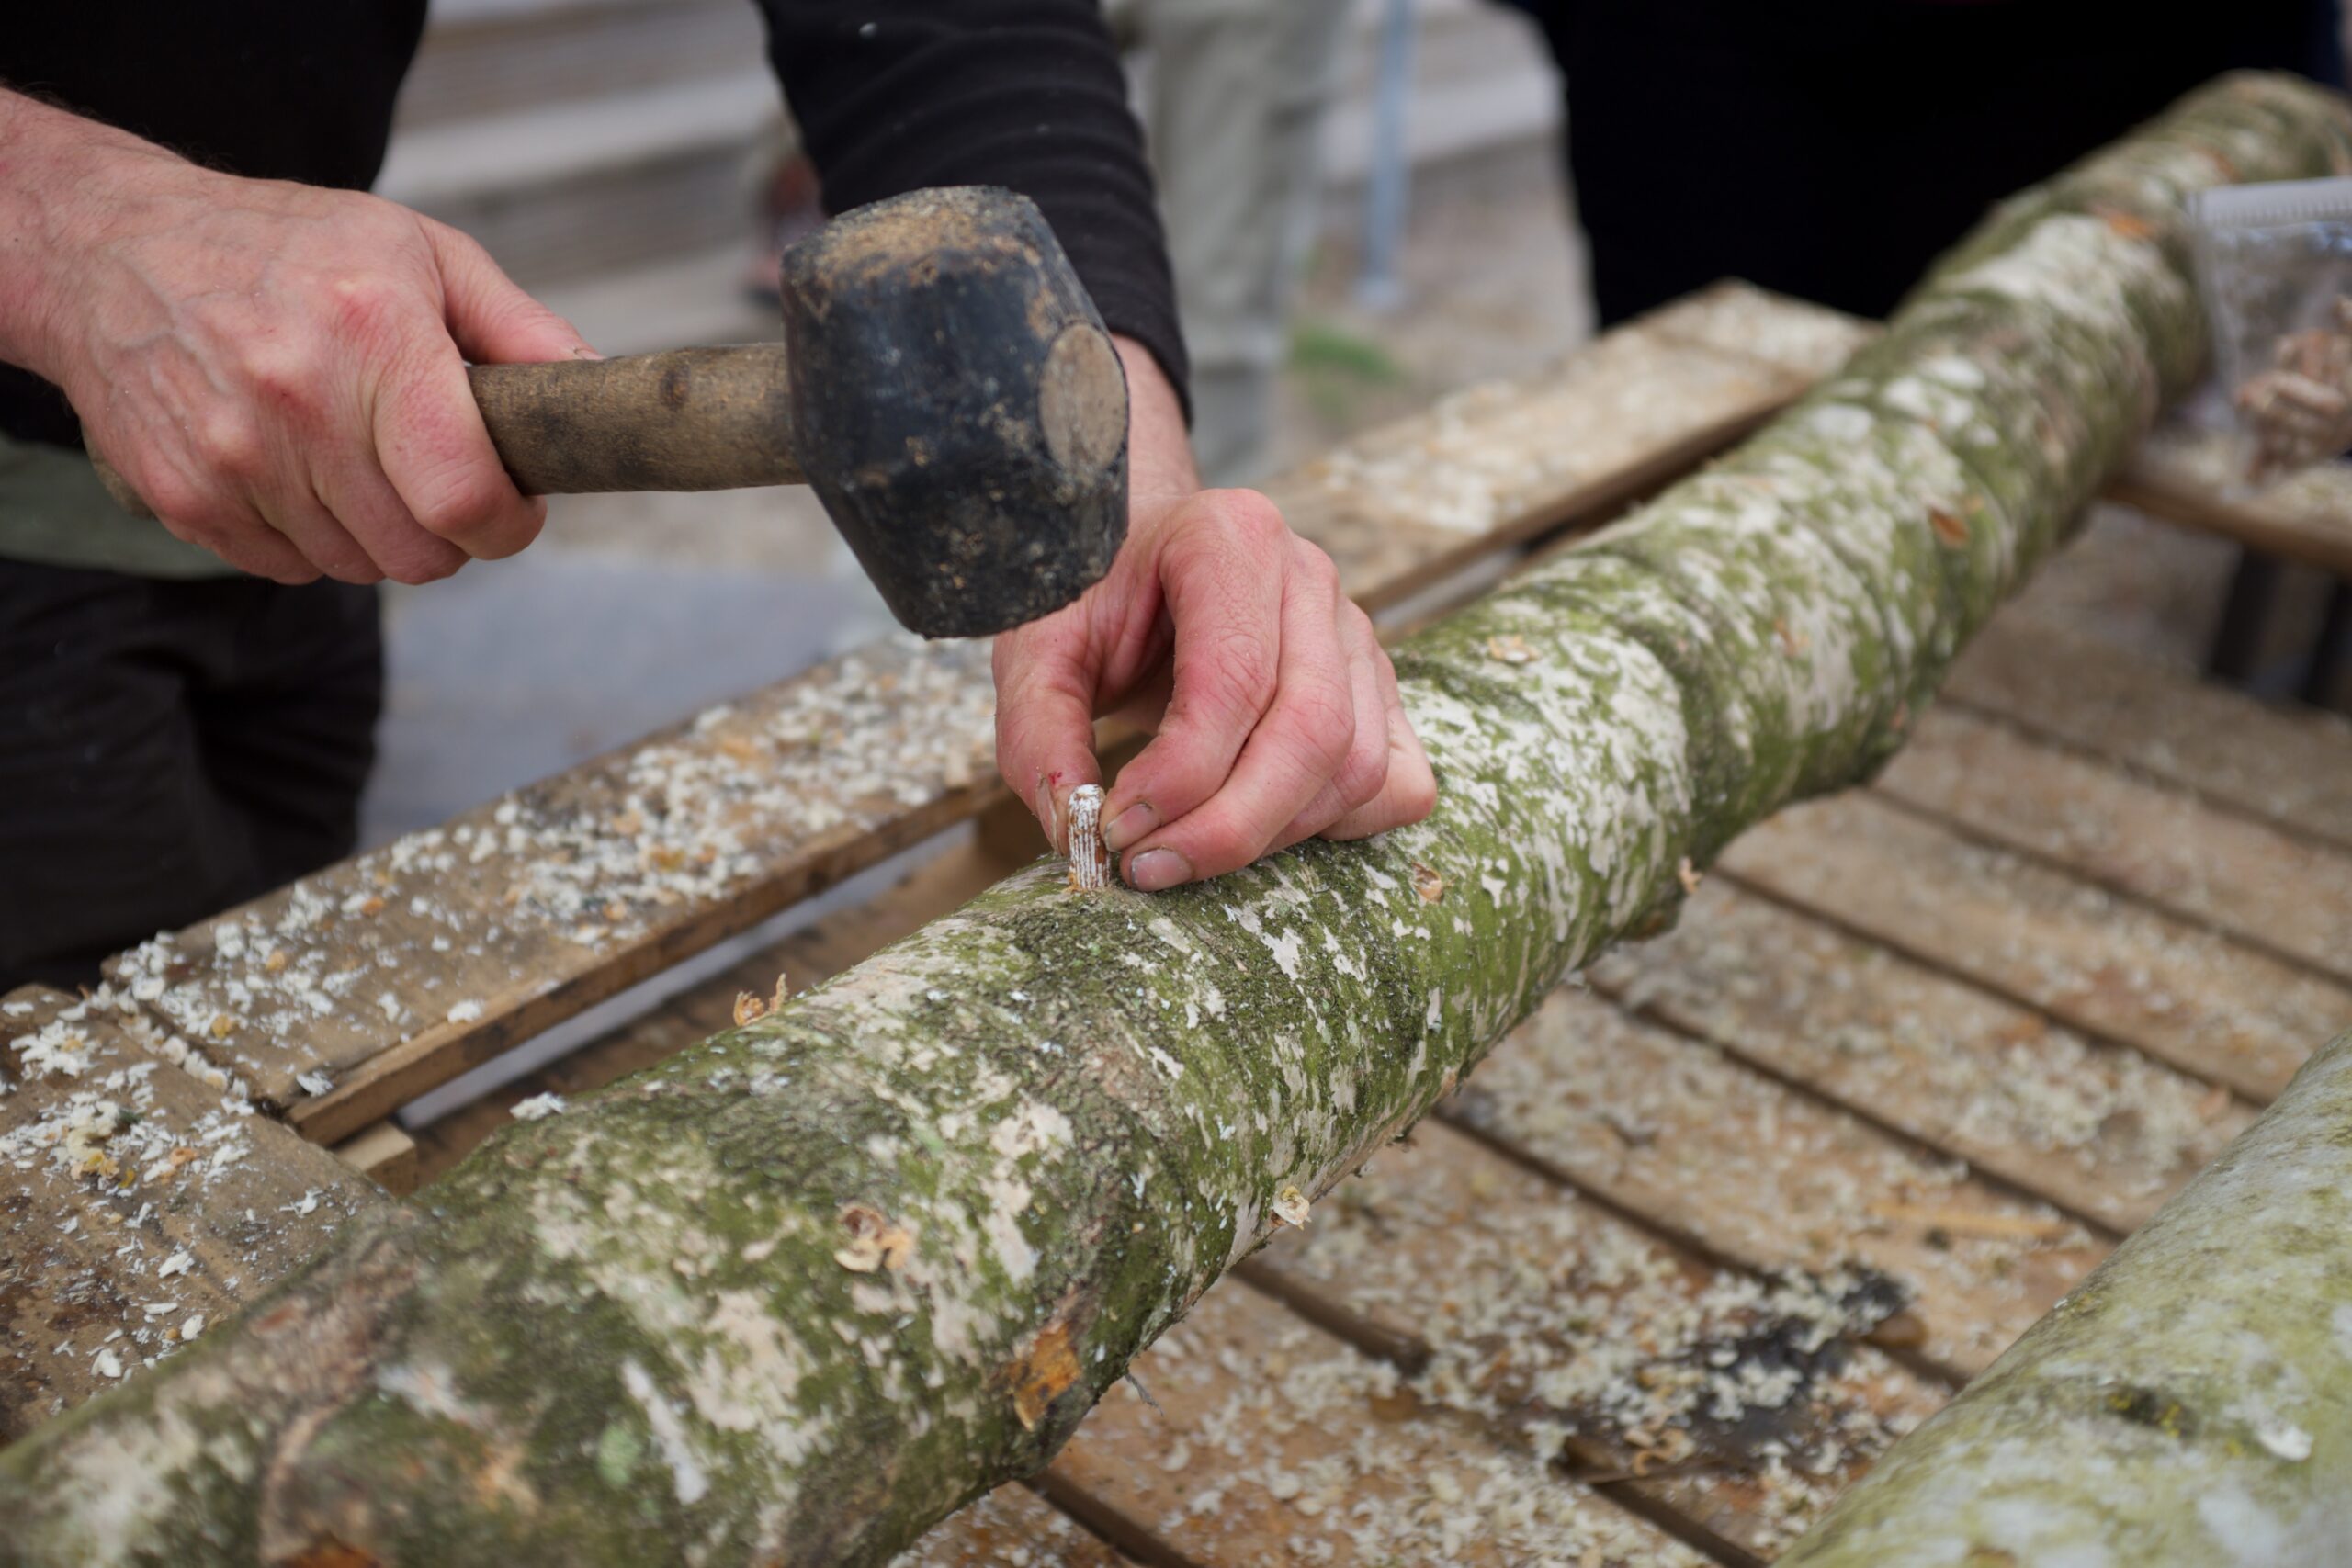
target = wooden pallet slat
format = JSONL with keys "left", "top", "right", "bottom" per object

{"left": 1719, "top": 793, "right": 2352, "bottom": 1102}
{"left": 408, "top": 834, "right": 1020, "bottom": 1185}
{"left": 889, "top": 1486, "right": 1137, "bottom": 1568}
{"left": 331, "top": 1121, "right": 420, "bottom": 1196}
{"left": 2109, "top": 422, "right": 2352, "bottom": 579}
{"left": 1876, "top": 705, "right": 2352, "bottom": 985}
{"left": 1444, "top": 989, "right": 2108, "bottom": 1379}
{"left": 1944, "top": 615, "right": 2352, "bottom": 852}
{"left": 1, "top": 987, "right": 381, "bottom": 1439}
{"left": 1041, "top": 1283, "right": 1712, "bottom": 1568}
{"left": 1274, "top": 293, "right": 1817, "bottom": 613}
{"left": 1590, "top": 883, "right": 2252, "bottom": 1234}
{"left": 110, "top": 633, "right": 1005, "bottom": 1146}
{"left": 1249, "top": 1118, "right": 1949, "bottom": 1562}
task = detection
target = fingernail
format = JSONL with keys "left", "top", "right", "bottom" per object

{"left": 573, "top": 343, "right": 604, "bottom": 360}
{"left": 1126, "top": 847, "right": 1192, "bottom": 892}
{"left": 1102, "top": 802, "right": 1157, "bottom": 852}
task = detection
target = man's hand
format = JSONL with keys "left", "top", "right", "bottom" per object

{"left": 993, "top": 337, "right": 1436, "bottom": 891}
{"left": 0, "top": 90, "right": 594, "bottom": 585}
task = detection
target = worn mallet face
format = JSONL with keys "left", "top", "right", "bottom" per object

{"left": 780, "top": 187, "right": 1131, "bottom": 640}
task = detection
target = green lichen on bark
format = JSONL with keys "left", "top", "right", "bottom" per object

{"left": 6, "top": 72, "right": 2349, "bottom": 1568}
{"left": 1778, "top": 1027, "right": 2352, "bottom": 1567}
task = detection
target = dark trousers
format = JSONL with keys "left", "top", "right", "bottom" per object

{"left": 1502, "top": 0, "right": 2345, "bottom": 325}
{"left": 0, "top": 562, "right": 382, "bottom": 990}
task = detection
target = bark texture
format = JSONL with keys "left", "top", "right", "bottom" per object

{"left": 1779, "top": 1027, "right": 2352, "bottom": 1567}
{"left": 6, "top": 73, "right": 2349, "bottom": 1568}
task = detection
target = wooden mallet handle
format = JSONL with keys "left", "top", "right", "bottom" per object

{"left": 467, "top": 344, "right": 800, "bottom": 494}
{"left": 89, "top": 343, "right": 803, "bottom": 517}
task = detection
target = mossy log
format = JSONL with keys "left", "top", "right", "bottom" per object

{"left": 1779, "top": 1025, "right": 2352, "bottom": 1566}
{"left": 6, "top": 73, "right": 2349, "bottom": 1568}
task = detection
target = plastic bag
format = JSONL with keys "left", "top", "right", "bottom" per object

{"left": 2188, "top": 175, "right": 2352, "bottom": 487}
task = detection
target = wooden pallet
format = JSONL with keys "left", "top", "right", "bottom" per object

{"left": 9, "top": 283, "right": 2352, "bottom": 1564}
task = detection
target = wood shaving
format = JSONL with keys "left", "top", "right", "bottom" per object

{"left": 1064, "top": 784, "right": 1111, "bottom": 893}
{"left": 1485, "top": 635, "right": 1536, "bottom": 665}
{"left": 833, "top": 1202, "right": 916, "bottom": 1273}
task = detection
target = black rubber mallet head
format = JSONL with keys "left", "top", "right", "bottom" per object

{"left": 93, "top": 187, "right": 1131, "bottom": 639}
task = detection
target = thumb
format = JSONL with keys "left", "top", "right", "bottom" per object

{"left": 991, "top": 623, "right": 1102, "bottom": 855}
{"left": 423, "top": 218, "right": 599, "bottom": 365}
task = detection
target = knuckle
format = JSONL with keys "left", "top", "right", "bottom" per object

{"left": 136, "top": 468, "right": 213, "bottom": 529}
{"left": 1212, "top": 487, "right": 1287, "bottom": 543}
{"left": 1283, "top": 678, "right": 1357, "bottom": 773}
{"left": 239, "top": 342, "right": 322, "bottom": 412}
{"left": 327, "top": 272, "right": 421, "bottom": 352}
{"left": 193, "top": 412, "right": 267, "bottom": 480}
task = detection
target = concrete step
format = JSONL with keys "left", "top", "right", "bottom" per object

{"left": 382, "top": 0, "right": 1557, "bottom": 294}
{"left": 531, "top": 243, "right": 776, "bottom": 356}
{"left": 395, "top": 0, "right": 764, "bottom": 129}
{"left": 380, "top": 68, "right": 781, "bottom": 288}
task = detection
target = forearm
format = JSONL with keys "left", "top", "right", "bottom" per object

{"left": 0, "top": 87, "right": 183, "bottom": 379}
{"left": 1114, "top": 333, "right": 1198, "bottom": 498}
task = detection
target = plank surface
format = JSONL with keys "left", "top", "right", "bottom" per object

{"left": 2110, "top": 421, "right": 2352, "bottom": 578}
{"left": 1273, "top": 292, "right": 1815, "bottom": 611}
{"left": 1250, "top": 1118, "right": 1947, "bottom": 1562}
{"left": 889, "top": 1486, "right": 1136, "bottom": 1568}
{"left": 1445, "top": 989, "right": 2107, "bottom": 1379}
{"left": 410, "top": 835, "right": 1020, "bottom": 1185}
{"left": 114, "top": 298, "right": 1823, "bottom": 1149}
{"left": 1719, "top": 793, "right": 2352, "bottom": 1102}
{"left": 0, "top": 987, "right": 380, "bottom": 1440}
{"left": 1642, "top": 283, "right": 1878, "bottom": 379}
{"left": 111, "top": 634, "right": 1004, "bottom": 1145}
{"left": 1877, "top": 705, "right": 2352, "bottom": 985}
{"left": 1043, "top": 1281, "right": 1708, "bottom": 1568}
{"left": 332, "top": 1121, "right": 420, "bottom": 1196}
{"left": 1944, "top": 615, "right": 2352, "bottom": 853}
{"left": 1590, "top": 883, "right": 2251, "bottom": 1233}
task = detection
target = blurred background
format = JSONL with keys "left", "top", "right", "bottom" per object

{"left": 361, "top": 0, "right": 2348, "bottom": 849}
